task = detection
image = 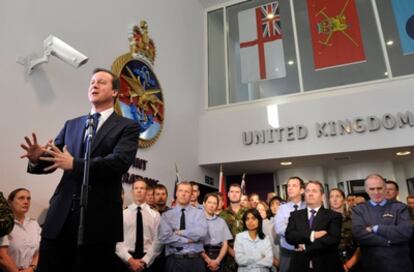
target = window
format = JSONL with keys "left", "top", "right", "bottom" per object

{"left": 206, "top": 0, "right": 414, "bottom": 107}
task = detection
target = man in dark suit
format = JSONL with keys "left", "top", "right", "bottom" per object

{"left": 20, "top": 68, "right": 139, "bottom": 272}
{"left": 286, "top": 181, "right": 343, "bottom": 272}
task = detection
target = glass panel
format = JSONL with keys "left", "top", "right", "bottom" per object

{"left": 226, "top": 0, "right": 300, "bottom": 104}
{"left": 294, "top": 0, "right": 387, "bottom": 91}
{"left": 208, "top": 9, "right": 227, "bottom": 107}
{"left": 375, "top": 0, "right": 414, "bottom": 77}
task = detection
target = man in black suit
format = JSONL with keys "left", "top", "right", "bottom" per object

{"left": 20, "top": 68, "right": 139, "bottom": 272}
{"left": 286, "top": 181, "right": 343, "bottom": 272}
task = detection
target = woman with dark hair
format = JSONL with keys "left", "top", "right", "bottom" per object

{"left": 234, "top": 208, "right": 272, "bottom": 272}
{"left": 257, "top": 200, "right": 280, "bottom": 271}
{"left": 268, "top": 196, "right": 284, "bottom": 222}
{"left": 6, "top": 188, "right": 41, "bottom": 271}
{"left": 202, "top": 193, "right": 233, "bottom": 271}
{"left": 329, "top": 188, "right": 360, "bottom": 272}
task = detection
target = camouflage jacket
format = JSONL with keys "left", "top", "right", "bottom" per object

{"left": 338, "top": 210, "right": 356, "bottom": 262}
{"left": 0, "top": 192, "right": 14, "bottom": 237}
{"left": 219, "top": 206, "right": 247, "bottom": 242}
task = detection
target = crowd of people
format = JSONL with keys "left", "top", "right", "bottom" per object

{"left": 1, "top": 174, "right": 414, "bottom": 272}
{"left": 3, "top": 68, "right": 410, "bottom": 272}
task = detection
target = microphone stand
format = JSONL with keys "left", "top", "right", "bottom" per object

{"left": 77, "top": 115, "right": 94, "bottom": 246}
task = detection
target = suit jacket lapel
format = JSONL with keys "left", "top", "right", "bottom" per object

{"left": 91, "top": 112, "right": 120, "bottom": 154}
{"left": 312, "top": 207, "right": 327, "bottom": 230}
{"left": 75, "top": 115, "right": 88, "bottom": 157}
{"left": 300, "top": 209, "right": 311, "bottom": 231}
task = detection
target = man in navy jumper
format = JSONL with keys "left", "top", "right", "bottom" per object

{"left": 352, "top": 173, "right": 413, "bottom": 272}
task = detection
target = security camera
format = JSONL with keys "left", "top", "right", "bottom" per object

{"left": 17, "top": 35, "right": 88, "bottom": 74}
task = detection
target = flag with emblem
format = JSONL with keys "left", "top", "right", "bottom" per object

{"left": 391, "top": 0, "right": 414, "bottom": 55}
{"left": 238, "top": 1, "right": 286, "bottom": 83}
{"left": 307, "top": 0, "right": 366, "bottom": 69}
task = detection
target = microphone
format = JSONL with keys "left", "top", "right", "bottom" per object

{"left": 85, "top": 114, "right": 95, "bottom": 138}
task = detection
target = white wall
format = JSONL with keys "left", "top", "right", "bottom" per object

{"left": 0, "top": 0, "right": 216, "bottom": 218}
{"left": 199, "top": 77, "right": 414, "bottom": 165}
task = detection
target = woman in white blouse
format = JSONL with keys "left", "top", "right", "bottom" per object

{"left": 7, "top": 188, "right": 41, "bottom": 271}
{"left": 234, "top": 208, "right": 272, "bottom": 272}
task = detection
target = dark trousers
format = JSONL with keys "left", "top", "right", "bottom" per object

{"left": 165, "top": 255, "right": 205, "bottom": 272}
{"left": 38, "top": 211, "right": 118, "bottom": 272}
{"left": 279, "top": 247, "right": 293, "bottom": 272}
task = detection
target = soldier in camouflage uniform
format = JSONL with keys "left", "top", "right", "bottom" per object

{"left": 329, "top": 188, "right": 360, "bottom": 272}
{"left": 0, "top": 192, "right": 14, "bottom": 237}
{"left": 219, "top": 183, "right": 246, "bottom": 272}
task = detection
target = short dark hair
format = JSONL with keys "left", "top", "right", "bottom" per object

{"left": 288, "top": 176, "right": 305, "bottom": 188}
{"left": 242, "top": 208, "right": 265, "bottom": 240}
{"left": 8, "top": 188, "right": 30, "bottom": 202}
{"left": 407, "top": 195, "right": 414, "bottom": 201}
{"left": 386, "top": 180, "right": 399, "bottom": 191}
{"left": 132, "top": 179, "right": 148, "bottom": 189}
{"left": 154, "top": 184, "right": 168, "bottom": 196}
{"left": 93, "top": 68, "right": 120, "bottom": 90}
{"left": 305, "top": 181, "right": 325, "bottom": 194}
{"left": 268, "top": 196, "right": 285, "bottom": 216}
{"left": 203, "top": 192, "right": 219, "bottom": 204}
{"left": 228, "top": 183, "right": 241, "bottom": 190}
{"left": 190, "top": 181, "right": 199, "bottom": 189}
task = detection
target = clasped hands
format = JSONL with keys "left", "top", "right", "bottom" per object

{"left": 20, "top": 133, "right": 74, "bottom": 171}
{"left": 127, "top": 257, "right": 146, "bottom": 272}
{"left": 295, "top": 230, "right": 327, "bottom": 252}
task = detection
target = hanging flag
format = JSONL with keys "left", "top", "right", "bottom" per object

{"left": 241, "top": 173, "right": 246, "bottom": 195}
{"left": 307, "top": 0, "right": 366, "bottom": 69}
{"left": 171, "top": 162, "right": 180, "bottom": 206}
{"left": 219, "top": 165, "right": 228, "bottom": 209}
{"left": 391, "top": 0, "right": 414, "bottom": 55}
{"left": 238, "top": 1, "right": 286, "bottom": 83}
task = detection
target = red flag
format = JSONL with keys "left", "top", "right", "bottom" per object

{"left": 307, "top": 0, "right": 365, "bottom": 69}
{"left": 219, "top": 165, "right": 227, "bottom": 209}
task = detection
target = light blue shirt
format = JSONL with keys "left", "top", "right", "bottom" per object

{"left": 234, "top": 231, "right": 273, "bottom": 272}
{"left": 159, "top": 204, "right": 207, "bottom": 256}
{"left": 274, "top": 201, "right": 305, "bottom": 250}
{"left": 205, "top": 214, "right": 233, "bottom": 245}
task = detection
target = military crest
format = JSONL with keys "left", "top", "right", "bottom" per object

{"left": 112, "top": 21, "right": 164, "bottom": 148}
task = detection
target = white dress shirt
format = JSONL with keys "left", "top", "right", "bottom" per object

{"left": 90, "top": 107, "right": 114, "bottom": 132}
{"left": 7, "top": 216, "right": 41, "bottom": 269}
{"left": 234, "top": 231, "right": 273, "bottom": 272}
{"left": 116, "top": 202, "right": 162, "bottom": 266}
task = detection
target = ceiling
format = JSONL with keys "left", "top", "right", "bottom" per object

{"left": 201, "top": 146, "right": 414, "bottom": 175}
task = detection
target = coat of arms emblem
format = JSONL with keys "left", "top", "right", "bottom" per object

{"left": 112, "top": 21, "right": 164, "bottom": 148}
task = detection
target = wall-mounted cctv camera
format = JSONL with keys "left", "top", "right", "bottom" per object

{"left": 17, "top": 35, "right": 88, "bottom": 74}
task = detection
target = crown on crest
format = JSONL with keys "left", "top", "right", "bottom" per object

{"left": 129, "top": 20, "right": 156, "bottom": 65}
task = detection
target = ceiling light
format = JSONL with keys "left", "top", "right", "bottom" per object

{"left": 386, "top": 40, "right": 394, "bottom": 46}
{"left": 280, "top": 161, "right": 292, "bottom": 166}
{"left": 396, "top": 151, "right": 411, "bottom": 156}
{"left": 267, "top": 14, "right": 274, "bottom": 19}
